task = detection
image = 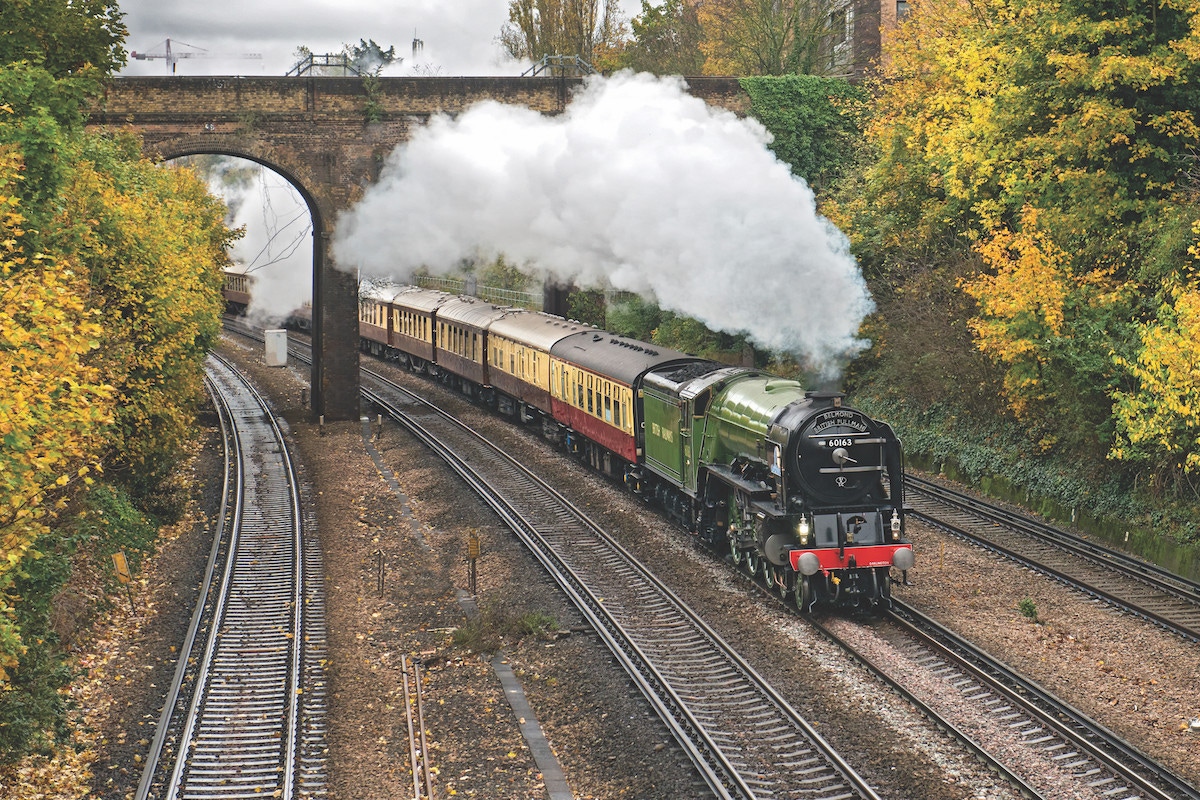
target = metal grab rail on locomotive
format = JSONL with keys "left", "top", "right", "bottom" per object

{"left": 225, "top": 271, "right": 914, "bottom": 611}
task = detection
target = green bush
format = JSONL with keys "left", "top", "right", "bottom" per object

{"left": 1018, "top": 598, "right": 1039, "bottom": 623}
{"left": 451, "top": 605, "right": 560, "bottom": 654}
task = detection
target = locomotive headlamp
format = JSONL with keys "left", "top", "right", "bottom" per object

{"left": 891, "top": 510, "right": 902, "bottom": 540}
{"left": 796, "top": 517, "right": 811, "bottom": 545}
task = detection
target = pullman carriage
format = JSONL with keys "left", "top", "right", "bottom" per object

{"left": 359, "top": 284, "right": 404, "bottom": 357}
{"left": 487, "top": 311, "right": 593, "bottom": 421}
{"left": 550, "top": 332, "right": 704, "bottom": 473}
{"left": 223, "top": 269, "right": 253, "bottom": 315}
{"left": 388, "top": 287, "right": 453, "bottom": 369}
{"left": 434, "top": 296, "right": 509, "bottom": 392}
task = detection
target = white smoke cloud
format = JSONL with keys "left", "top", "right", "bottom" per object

{"left": 204, "top": 160, "right": 314, "bottom": 326}
{"left": 331, "top": 71, "right": 873, "bottom": 373}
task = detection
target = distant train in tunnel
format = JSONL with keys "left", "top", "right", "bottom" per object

{"left": 223, "top": 269, "right": 311, "bottom": 332}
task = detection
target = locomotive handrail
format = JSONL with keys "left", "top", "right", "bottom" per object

{"left": 817, "top": 465, "right": 885, "bottom": 473}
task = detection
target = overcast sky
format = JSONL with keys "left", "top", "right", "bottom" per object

{"left": 117, "top": 0, "right": 643, "bottom": 77}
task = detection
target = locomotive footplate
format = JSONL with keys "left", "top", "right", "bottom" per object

{"left": 706, "top": 463, "right": 775, "bottom": 499}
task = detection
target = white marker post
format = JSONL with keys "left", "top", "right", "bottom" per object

{"left": 264, "top": 329, "right": 288, "bottom": 366}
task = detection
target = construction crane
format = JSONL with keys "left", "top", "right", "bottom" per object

{"left": 129, "top": 39, "right": 263, "bottom": 74}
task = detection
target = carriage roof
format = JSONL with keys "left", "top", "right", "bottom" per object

{"left": 551, "top": 330, "right": 705, "bottom": 386}
{"left": 435, "top": 295, "right": 511, "bottom": 329}
{"left": 387, "top": 285, "right": 455, "bottom": 313}
{"left": 488, "top": 309, "right": 595, "bottom": 351}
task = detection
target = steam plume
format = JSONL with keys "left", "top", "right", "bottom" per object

{"left": 332, "top": 71, "right": 873, "bottom": 374}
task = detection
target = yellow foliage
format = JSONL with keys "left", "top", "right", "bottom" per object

{"left": 967, "top": 206, "right": 1069, "bottom": 345}
{"left": 55, "top": 146, "right": 229, "bottom": 481}
{"left": 0, "top": 151, "right": 115, "bottom": 681}
{"left": 1112, "top": 289, "right": 1200, "bottom": 471}
{"left": 963, "top": 206, "right": 1128, "bottom": 419}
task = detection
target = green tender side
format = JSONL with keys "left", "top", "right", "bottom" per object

{"left": 642, "top": 384, "right": 687, "bottom": 484}
{"left": 698, "top": 376, "right": 809, "bottom": 473}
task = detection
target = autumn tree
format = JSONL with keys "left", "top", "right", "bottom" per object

{"left": 1112, "top": 287, "right": 1200, "bottom": 484}
{"left": 1110, "top": 213, "right": 1200, "bottom": 490}
{"left": 618, "top": 0, "right": 706, "bottom": 75}
{"left": 842, "top": 0, "right": 1200, "bottom": 473}
{"left": 499, "top": 0, "right": 627, "bottom": 68}
{"left": 54, "top": 132, "right": 233, "bottom": 501}
{"left": 0, "top": 0, "right": 126, "bottom": 77}
{"left": 697, "top": 0, "right": 837, "bottom": 76}
{"left": 0, "top": 36, "right": 233, "bottom": 762}
{"left": 0, "top": 151, "right": 114, "bottom": 689}
{"left": 0, "top": 63, "right": 94, "bottom": 239}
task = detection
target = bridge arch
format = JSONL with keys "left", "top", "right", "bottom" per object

{"left": 147, "top": 134, "right": 358, "bottom": 421}
{"left": 90, "top": 75, "right": 748, "bottom": 420}
{"left": 150, "top": 133, "right": 335, "bottom": 230}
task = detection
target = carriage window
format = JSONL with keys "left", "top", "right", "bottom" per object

{"left": 604, "top": 395, "right": 612, "bottom": 423}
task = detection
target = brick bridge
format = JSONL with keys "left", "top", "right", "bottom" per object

{"left": 88, "top": 76, "right": 749, "bottom": 421}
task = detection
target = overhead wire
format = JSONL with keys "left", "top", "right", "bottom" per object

{"left": 233, "top": 164, "right": 312, "bottom": 274}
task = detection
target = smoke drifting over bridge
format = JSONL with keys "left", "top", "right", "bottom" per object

{"left": 332, "top": 71, "right": 873, "bottom": 375}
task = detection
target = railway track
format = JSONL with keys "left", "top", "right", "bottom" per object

{"left": 361, "top": 367, "right": 880, "bottom": 800}
{"left": 907, "top": 475, "right": 1200, "bottom": 642}
{"left": 135, "top": 353, "right": 328, "bottom": 800}
{"left": 812, "top": 602, "right": 1200, "bottom": 800}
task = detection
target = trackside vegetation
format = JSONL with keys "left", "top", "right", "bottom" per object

{"left": 828, "top": 0, "right": 1200, "bottom": 559}
{"left": 1, "top": 1, "right": 235, "bottom": 767}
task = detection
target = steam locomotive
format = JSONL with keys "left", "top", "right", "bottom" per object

{"left": 225, "top": 272, "right": 913, "bottom": 611}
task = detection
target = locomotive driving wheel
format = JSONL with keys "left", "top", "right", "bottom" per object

{"left": 744, "top": 548, "right": 762, "bottom": 578}
{"left": 727, "top": 490, "right": 749, "bottom": 568}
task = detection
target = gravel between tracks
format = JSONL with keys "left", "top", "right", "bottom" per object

{"left": 56, "top": 333, "right": 1200, "bottom": 800}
